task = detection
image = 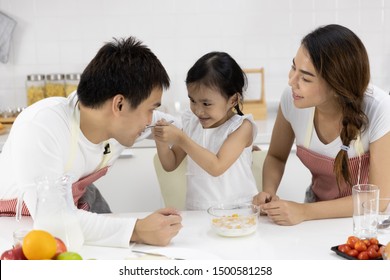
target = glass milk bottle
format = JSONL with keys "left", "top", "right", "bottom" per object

{"left": 17, "top": 175, "right": 84, "bottom": 252}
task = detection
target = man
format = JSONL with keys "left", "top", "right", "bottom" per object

{"left": 0, "top": 37, "right": 182, "bottom": 247}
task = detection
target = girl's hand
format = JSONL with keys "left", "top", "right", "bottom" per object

{"left": 153, "top": 120, "right": 183, "bottom": 145}
{"left": 155, "top": 119, "right": 171, "bottom": 126}
{"left": 252, "top": 192, "right": 278, "bottom": 206}
{"left": 252, "top": 192, "right": 279, "bottom": 216}
{"left": 261, "top": 199, "right": 305, "bottom": 225}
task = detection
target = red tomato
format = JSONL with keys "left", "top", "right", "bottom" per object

{"left": 367, "top": 248, "right": 379, "bottom": 259}
{"left": 354, "top": 240, "right": 367, "bottom": 252}
{"left": 367, "top": 244, "right": 379, "bottom": 252}
{"left": 369, "top": 237, "right": 379, "bottom": 245}
{"left": 346, "top": 236, "right": 359, "bottom": 248}
{"left": 338, "top": 244, "right": 351, "bottom": 253}
{"left": 346, "top": 249, "right": 359, "bottom": 258}
{"left": 357, "top": 251, "right": 369, "bottom": 260}
{"left": 363, "top": 239, "right": 371, "bottom": 247}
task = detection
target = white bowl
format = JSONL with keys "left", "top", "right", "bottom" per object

{"left": 207, "top": 203, "right": 260, "bottom": 237}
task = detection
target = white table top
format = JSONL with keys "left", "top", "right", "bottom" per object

{"left": 2, "top": 211, "right": 389, "bottom": 260}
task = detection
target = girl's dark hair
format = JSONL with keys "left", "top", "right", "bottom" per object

{"left": 302, "top": 24, "right": 369, "bottom": 190}
{"left": 185, "top": 52, "right": 247, "bottom": 115}
{"left": 77, "top": 37, "right": 170, "bottom": 108}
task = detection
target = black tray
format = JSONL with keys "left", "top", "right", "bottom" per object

{"left": 331, "top": 244, "right": 383, "bottom": 260}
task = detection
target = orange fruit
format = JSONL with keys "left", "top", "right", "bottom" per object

{"left": 22, "top": 230, "right": 57, "bottom": 260}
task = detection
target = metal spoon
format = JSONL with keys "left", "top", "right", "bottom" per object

{"left": 131, "top": 249, "right": 185, "bottom": 260}
{"left": 377, "top": 217, "right": 390, "bottom": 229}
{"left": 145, "top": 120, "right": 174, "bottom": 129}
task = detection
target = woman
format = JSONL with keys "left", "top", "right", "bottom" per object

{"left": 253, "top": 24, "right": 390, "bottom": 225}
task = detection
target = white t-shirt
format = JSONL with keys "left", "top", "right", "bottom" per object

{"left": 182, "top": 110, "right": 258, "bottom": 210}
{"left": 0, "top": 92, "right": 179, "bottom": 248}
{"left": 281, "top": 84, "right": 390, "bottom": 157}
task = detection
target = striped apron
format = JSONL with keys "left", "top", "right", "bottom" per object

{"left": 0, "top": 103, "right": 112, "bottom": 216}
{"left": 296, "top": 108, "right": 370, "bottom": 202}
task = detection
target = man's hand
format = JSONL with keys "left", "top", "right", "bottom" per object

{"left": 131, "top": 208, "right": 182, "bottom": 246}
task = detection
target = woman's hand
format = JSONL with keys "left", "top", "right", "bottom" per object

{"left": 260, "top": 199, "right": 306, "bottom": 225}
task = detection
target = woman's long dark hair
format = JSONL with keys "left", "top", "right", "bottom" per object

{"left": 302, "top": 24, "right": 369, "bottom": 190}
{"left": 186, "top": 52, "right": 247, "bottom": 115}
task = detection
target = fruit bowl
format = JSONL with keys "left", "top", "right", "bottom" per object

{"left": 207, "top": 203, "right": 260, "bottom": 237}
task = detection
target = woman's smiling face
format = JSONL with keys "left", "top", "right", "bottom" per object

{"left": 288, "top": 45, "right": 335, "bottom": 109}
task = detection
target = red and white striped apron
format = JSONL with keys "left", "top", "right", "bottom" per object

{"left": 296, "top": 108, "right": 370, "bottom": 202}
{"left": 0, "top": 103, "right": 112, "bottom": 216}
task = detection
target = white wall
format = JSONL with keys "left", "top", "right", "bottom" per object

{"left": 0, "top": 0, "right": 389, "bottom": 111}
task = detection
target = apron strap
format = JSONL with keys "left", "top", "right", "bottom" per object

{"left": 303, "top": 108, "right": 315, "bottom": 148}
{"left": 65, "top": 100, "right": 113, "bottom": 173}
{"left": 65, "top": 98, "right": 113, "bottom": 207}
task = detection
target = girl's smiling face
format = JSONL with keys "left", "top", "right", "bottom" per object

{"left": 187, "top": 84, "right": 236, "bottom": 128}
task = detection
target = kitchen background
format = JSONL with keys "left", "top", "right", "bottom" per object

{"left": 0, "top": 0, "right": 389, "bottom": 112}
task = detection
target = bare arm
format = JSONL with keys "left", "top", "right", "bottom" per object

{"left": 368, "top": 131, "right": 390, "bottom": 199}
{"left": 253, "top": 106, "right": 295, "bottom": 204}
{"left": 259, "top": 106, "right": 356, "bottom": 224}
{"left": 154, "top": 119, "right": 254, "bottom": 177}
{"left": 155, "top": 136, "right": 187, "bottom": 172}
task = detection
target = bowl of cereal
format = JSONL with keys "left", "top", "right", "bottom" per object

{"left": 207, "top": 203, "right": 260, "bottom": 237}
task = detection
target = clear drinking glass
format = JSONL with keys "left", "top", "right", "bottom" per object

{"left": 352, "top": 184, "right": 379, "bottom": 238}
{"left": 365, "top": 198, "right": 390, "bottom": 234}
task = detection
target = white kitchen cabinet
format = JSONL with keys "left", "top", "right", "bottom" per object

{"left": 276, "top": 150, "right": 311, "bottom": 202}
{"left": 94, "top": 147, "right": 164, "bottom": 213}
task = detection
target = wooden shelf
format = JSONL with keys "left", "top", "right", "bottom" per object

{"left": 242, "top": 68, "right": 266, "bottom": 120}
{"left": 0, "top": 117, "right": 16, "bottom": 124}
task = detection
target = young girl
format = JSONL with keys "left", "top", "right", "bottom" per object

{"left": 153, "top": 52, "right": 258, "bottom": 210}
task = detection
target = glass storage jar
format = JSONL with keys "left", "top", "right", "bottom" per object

{"left": 26, "top": 74, "right": 46, "bottom": 106}
{"left": 45, "top": 73, "right": 65, "bottom": 97}
{"left": 65, "top": 73, "right": 81, "bottom": 97}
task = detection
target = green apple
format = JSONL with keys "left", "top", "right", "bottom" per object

{"left": 55, "top": 251, "right": 82, "bottom": 260}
